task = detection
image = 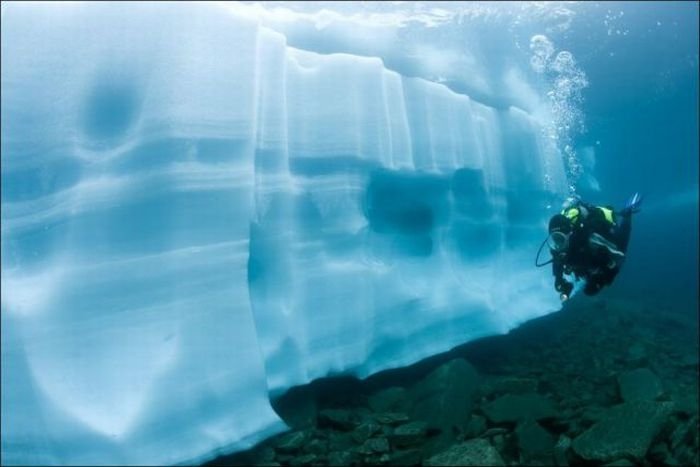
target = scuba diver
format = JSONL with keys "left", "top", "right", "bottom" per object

{"left": 539, "top": 193, "right": 643, "bottom": 301}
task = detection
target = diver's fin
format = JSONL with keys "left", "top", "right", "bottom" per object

{"left": 621, "top": 192, "right": 643, "bottom": 215}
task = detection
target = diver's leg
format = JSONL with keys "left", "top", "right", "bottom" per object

{"left": 615, "top": 212, "right": 632, "bottom": 252}
{"left": 584, "top": 279, "right": 602, "bottom": 295}
{"left": 615, "top": 193, "right": 642, "bottom": 252}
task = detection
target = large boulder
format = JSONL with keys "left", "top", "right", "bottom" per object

{"left": 358, "top": 437, "right": 390, "bottom": 455}
{"left": 273, "top": 386, "right": 318, "bottom": 429}
{"left": 481, "top": 393, "right": 556, "bottom": 424}
{"left": 484, "top": 376, "right": 539, "bottom": 396}
{"left": 616, "top": 368, "right": 663, "bottom": 402}
{"left": 318, "top": 409, "right": 358, "bottom": 431}
{"left": 351, "top": 421, "right": 381, "bottom": 443}
{"left": 571, "top": 401, "right": 674, "bottom": 463}
{"left": 274, "top": 430, "right": 308, "bottom": 454}
{"left": 515, "top": 420, "right": 555, "bottom": 463}
{"left": 424, "top": 438, "right": 505, "bottom": 466}
{"left": 388, "top": 448, "right": 422, "bottom": 466}
{"left": 408, "top": 358, "right": 480, "bottom": 430}
{"left": 388, "top": 421, "right": 428, "bottom": 448}
{"left": 368, "top": 386, "right": 411, "bottom": 413}
{"left": 328, "top": 450, "right": 357, "bottom": 466}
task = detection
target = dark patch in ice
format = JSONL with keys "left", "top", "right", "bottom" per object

{"left": 82, "top": 74, "right": 142, "bottom": 145}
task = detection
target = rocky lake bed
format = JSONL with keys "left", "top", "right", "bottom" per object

{"left": 209, "top": 296, "right": 698, "bottom": 466}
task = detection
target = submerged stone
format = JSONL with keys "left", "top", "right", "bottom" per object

{"left": 351, "top": 421, "right": 381, "bottom": 443}
{"left": 553, "top": 434, "right": 571, "bottom": 466}
{"left": 359, "top": 437, "right": 390, "bottom": 454}
{"left": 481, "top": 393, "right": 556, "bottom": 423}
{"left": 571, "top": 400, "right": 674, "bottom": 463}
{"left": 626, "top": 343, "right": 648, "bottom": 364}
{"left": 368, "top": 387, "right": 410, "bottom": 413}
{"left": 408, "top": 358, "right": 480, "bottom": 430}
{"left": 617, "top": 368, "right": 663, "bottom": 402}
{"left": 274, "top": 386, "right": 318, "bottom": 429}
{"left": 318, "top": 409, "right": 357, "bottom": 431}
{"left": 388, "top": 448, "right": 422, "bottom": 466}
{"left": 275, "top": 430, "right": 307, "bottom": 453}
{"left": 374, "top": 412, "right": 410, "bottom": 425}
{"left": 327, "top": 432, "right": 355, "bottom": 452}
{"left": 464, "top": 414, "right": 487, "bottom": 438}
{"left": 303, "top": 438, "right": 328, "bottom": 455}
{"left": 486, "top": 376, "right": 539, "bottom": 396}
{"left": 515, "top": 419, "right": 555, "bottom": 462}
{"left": 424, "top": 438, "right": 505, "bottom": 466}
{"left": 389, "top": 421, "right": 428, "bottom": 447}
{"left": 289, "top": 453, "right": 318, "bottom": 466}
{"left": 328, "top": 450, "right": 356, "bottom": 466}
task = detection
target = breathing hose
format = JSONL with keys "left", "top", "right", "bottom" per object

{"left": 535, "top": 236, "right": 553, "bottom": 267}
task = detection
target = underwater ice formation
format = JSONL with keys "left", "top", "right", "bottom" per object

{"left": 1, "top": 3, "right": 567, "bottom": 465}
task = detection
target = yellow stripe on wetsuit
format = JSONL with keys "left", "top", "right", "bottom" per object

{"left": 561, "top": 206, "right": 615, "bottom": 225}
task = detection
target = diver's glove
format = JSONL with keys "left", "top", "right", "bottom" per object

{"left": 555, "top": 278, "right": 574, "bottom": 301}
{"left": 620, "top": 192, "right": 643, "bottom": 216}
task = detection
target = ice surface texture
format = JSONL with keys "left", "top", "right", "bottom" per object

{"left": 1, "top": 3, "right": 566, "bottom": 465}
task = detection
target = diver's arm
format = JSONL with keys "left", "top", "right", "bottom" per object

{"left": 552, "top": 254, "right": 564, "bottom": 280}
{"left": 551, "top": 253, "right": 573, "bottom": 299}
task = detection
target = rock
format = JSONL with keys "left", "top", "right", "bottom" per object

{"left": 617, "top": 368, "right": 663, "bottom": 402}
{"left": 318, "top": 409, "right": 357, "bottom": 431}
{"left": 679, "top": 353, "right": 699, "bottom": 368}
{"left": 374, "top": 412, "right": 410, "bottom": 425}
{"left": 553, "top": 434, "right": 571, "bottom": 466}
{"left": 580, "top": 406, "right": 606, "bottom": 425}
{"left": 463, "top": 414, "right": 487, "bottom": 438}
{"left": 388, "top": 421, "right": 428, "bottom": 447}
{"left": 602, "top": 460, "right": 635, "bottom": 466}
{"left": 486, "top": 376, "right": 539, "bottom": 396}
{"left": 626, "top": 342, "right": 648, "bottom": 364}
{"left": 648, "top": 441, "right": 678, "bottom": 466}
{"left": 275, "top": 453, "right": 294, "bottom": 463}
{"left": 258, "top": 446, "right": 277, "bottom": 462}
{"left": 359, "top": 437, "right": 390, "bottom": 454}
{"left": 328, "top": 450, "right": 356, "bottom": 466}
{"left": 481, "top": 393, "right": 556, "bottom": 424}
{"left": 424, "top": 438, "right": 505, "bottom": 466}
{"left": 571, "top": 401, "right": 674, "bottom": 463}
{"left": 351, "top": 421, "right": 381, "bottom": 444}
{"left": 327, "top": 432, "right": 354, "bottom": 452}
{"left": 289, "top": 453, "right": 318, "bottom": 466}
{"left": 388, "top": 448, "right": 422, "bottom": 466}
{"left": 669, "top": 415, "right": 699, "bottom": 454}
{"left": 274, "top": 386, "right": 318, "bottom": 429}
{"left": 492, "top": 433, "right": 505, "bottom": 450}
{"left": 354, "top": 406, "right": 374, "bottom": 421}
{"left": 676, "top": 438, "right": 700, "bottom": 467}
{"left": 672, "top": 394, "right": 698, "bottom": 417}
{"left": 368, "top": 386, "right": 410, "bottom": 413}
{"left": 408, "top": 358, "right": 480, "bottom": 430}
{"left": 481, "top": 427, "right": 509, "bottom": 438}
{"left": 275, "top": 430, "right": 307, "bottom": 453}
{"left": 304, "top": 438, "right": 328, "bottom": 455}
{"left": 515, "top": 420, "right": 554, "bottom": 462}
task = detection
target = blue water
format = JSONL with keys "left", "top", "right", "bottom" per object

{"left": 564, "top": 1, "right": 699, "bottom": 309}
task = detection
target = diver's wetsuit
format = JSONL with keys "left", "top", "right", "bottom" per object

{"left": 551, "top": 202, "right": 632, "bottom": 296}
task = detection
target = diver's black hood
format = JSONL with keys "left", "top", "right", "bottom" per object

{"left": 548, "top": 214, "right": 572, "bottom": 233}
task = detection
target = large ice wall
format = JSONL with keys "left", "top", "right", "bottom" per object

{"left": 1, "top": 2, "right": 567, "bottom": 465}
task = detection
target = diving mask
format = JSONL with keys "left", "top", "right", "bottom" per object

{"left": 547, "top": 230, "right": 570, "bottom": 252}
